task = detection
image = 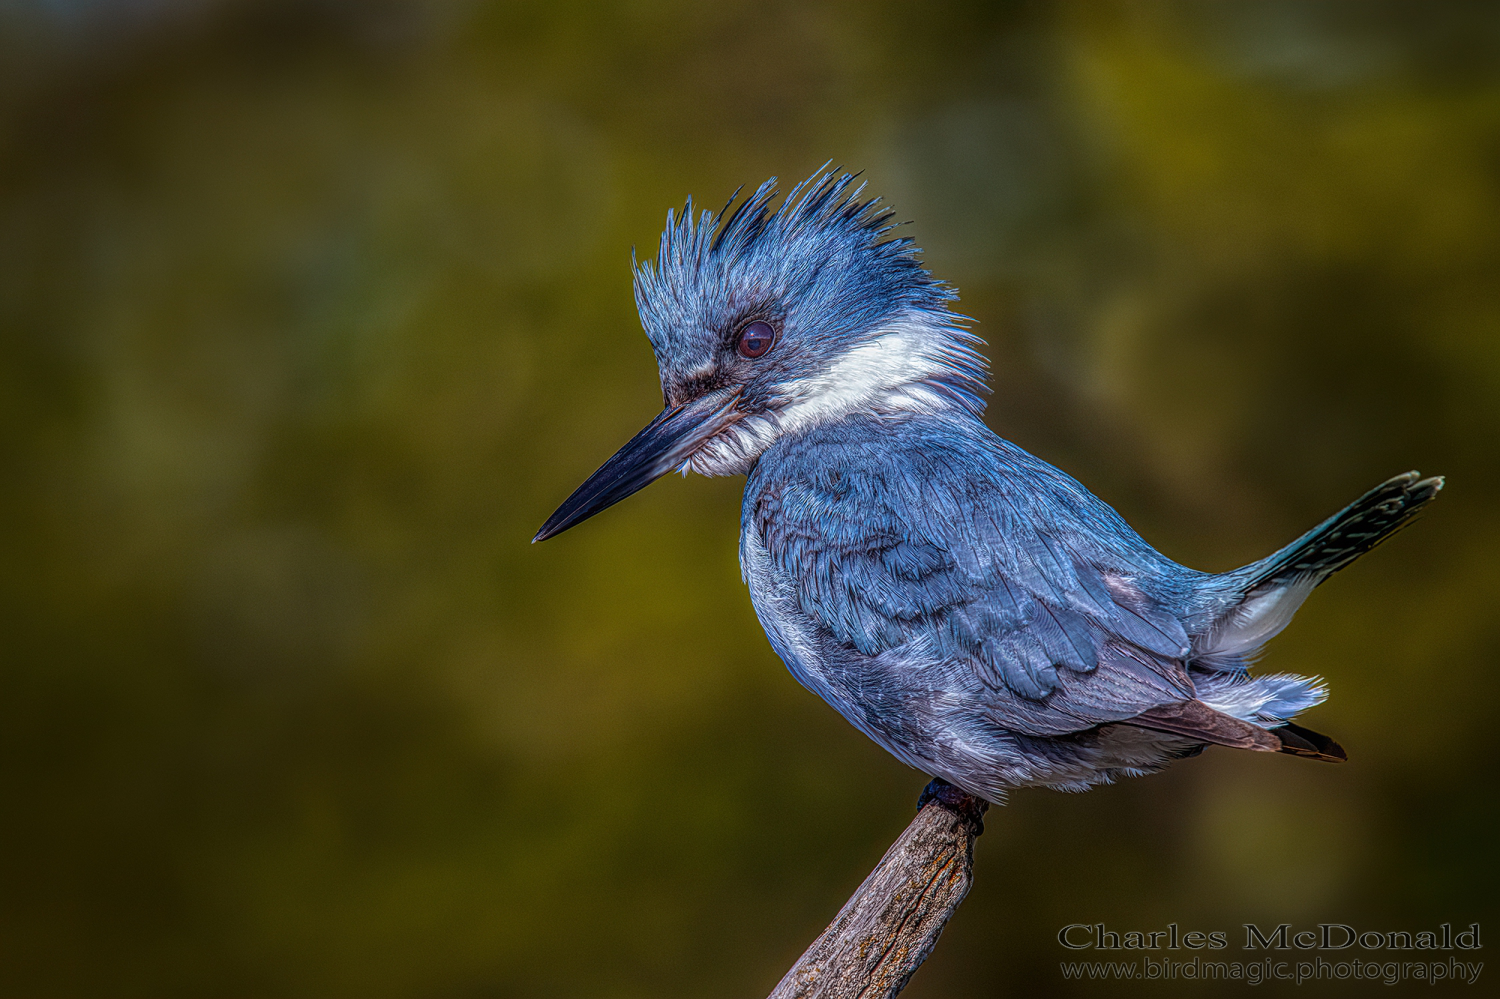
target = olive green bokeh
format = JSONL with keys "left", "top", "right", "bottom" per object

{"left": 2, "top": 1, "right": 1496, "bottom": 996}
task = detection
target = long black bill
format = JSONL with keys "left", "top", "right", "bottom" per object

{"left": 533, "top": 392, "right": 738, "bottom": 543}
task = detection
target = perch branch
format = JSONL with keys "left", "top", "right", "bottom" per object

{"left": 768, "top": 779, "right": 988, "bottom": 999}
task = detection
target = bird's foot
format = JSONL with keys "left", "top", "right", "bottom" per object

{"left": 917, "top": 777, "right": 988, "bottom": 835}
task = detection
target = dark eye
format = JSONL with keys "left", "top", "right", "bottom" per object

{"left": 736, "top": 320, "right": 776, "bottom": 359}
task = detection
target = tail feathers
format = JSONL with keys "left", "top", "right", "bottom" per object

{"left": 1201, "top": 471, "right": 1442, "bottom": 659}
{"left": 1244, "top": 470, "right": 1444, "bottom": 593}
{"left": 1272, "top": 721, "right": 1347, "bottom": 762}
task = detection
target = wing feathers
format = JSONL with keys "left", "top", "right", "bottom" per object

{"left": 1271, "top": 721, "right": 1347, "bottom": 762}
{"left": 749, "top": 417, "right": 1202, "bottom": 738}
{"left": 1125, "top": 700, "right": 1281, "bottom": 752}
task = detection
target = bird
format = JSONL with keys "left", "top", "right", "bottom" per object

{"left": 533, "top": 167, "right": 1443, "bottom": 803}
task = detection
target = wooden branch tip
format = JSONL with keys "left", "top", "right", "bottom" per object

{"left": 768, "top": 780, "right": 988, "bottom": 999}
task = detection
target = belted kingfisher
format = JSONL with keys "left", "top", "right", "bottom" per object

{"left": 535, "top": 168, "right": 1443, "bottom": 801}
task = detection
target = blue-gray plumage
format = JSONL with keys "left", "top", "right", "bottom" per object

{"left": 535, "top": 168, "right": 1443, "bottom": 801}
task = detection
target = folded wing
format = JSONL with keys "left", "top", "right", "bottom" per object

{"left": 749, "top": 421, "right": 1203, "bottom": 737}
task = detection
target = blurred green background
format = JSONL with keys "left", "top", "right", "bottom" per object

{"left": 2, "top": 1, "right": 1497, "bottom": 996}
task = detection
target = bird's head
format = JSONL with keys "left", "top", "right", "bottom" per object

{"left": 534, "top": 167, "right": 987, "bottom": 542}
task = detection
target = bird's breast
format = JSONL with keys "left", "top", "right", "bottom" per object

{"left": 739, "top": 520, "right": 850, "bottom": 707}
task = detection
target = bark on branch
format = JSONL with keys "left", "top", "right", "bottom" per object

{"left": 768, "top": 780, "right": 988, "bottom": 999}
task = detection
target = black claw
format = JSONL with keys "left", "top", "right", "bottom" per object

{"left": 917, "top": 777, "right": 989, "bottom": 835}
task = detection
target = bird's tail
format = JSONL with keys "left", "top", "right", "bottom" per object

{"left": 1238, "top": 470, "right": 1444, "bottom": 593}
{"left": 1198, "top": 471, "right": 1443, "bottom": 659}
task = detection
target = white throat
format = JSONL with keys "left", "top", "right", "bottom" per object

{"left": 685, "top": 315, "right": 964, "bottom": 477}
